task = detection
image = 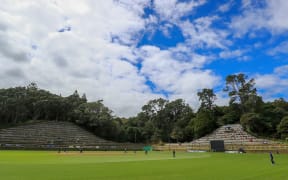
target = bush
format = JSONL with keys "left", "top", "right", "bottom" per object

{"left": 277, "top": 116, "right": 288, "bottom": 139}
{"left": 240, "top": 113, "right": 267, "bottom": 134}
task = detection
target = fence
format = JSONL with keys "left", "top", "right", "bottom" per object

{"left": 153, "top": 143, "right": 288, "bottom": 153}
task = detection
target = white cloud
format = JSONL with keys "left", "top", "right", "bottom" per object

{"left": 218, "top": 1, "right": 233, "bottom": 13}
{"left": 268, "top": 41, "right": 288, "bottom": 55}
{"left": 255, "top": 65, "right": 288, "bottom": 100}
{"left": 154, "top": 0, "right": 206, "bottom": 22}
{"left": 139, "top": 45, "right": 220, "bottom": 110}
{"left": 231, "top": 0, "right": 288, "bottom": 36}
{"left": 219, "top": 49, "right": 245, "bottom": 59}
{"left": 3, "top": 0, "right": 285, "bottom": 117}
{"left": 147, "top": 0, "right": 228, "bottom": 50}
{"left": 180, "top": 16, "right": 229, "bottom": 49}
{"left": 274, "top": 65, "right": 288, "bottom": 77}
{"left": 148, "top": 0, "right": 230, "bottom": 50}
{"left": 0, "top": 0, "right": 151, "bottom": 117}
{"left": 241, "top": 0, "right": 252, "bottom": 9}
{"left": 267, "top": 0, "right": 288, "bottom": 32}
{"left": 0, "top": 0, "right": 224, "bottom": 117}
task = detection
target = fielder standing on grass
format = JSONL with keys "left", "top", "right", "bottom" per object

{"left": 269, "top": 152, "right": 275, "bottom": 165}
{"left": 173, "top": 150, "right": 176, "bottom": 158}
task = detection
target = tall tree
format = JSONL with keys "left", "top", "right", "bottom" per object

{"left": 141, "top": 98, "right": 168, "bottom": 139}
{"left": 224, "top": 73, "right": 258, "bottom": 113}
{"left": 192, "top": 110, "right": 216, "bottom": 138}
{"left": 164, "top": 99, "right": 194, "bottom": 142}
{"left": 197, "top": 88, "right": 216, "bottom": 111}
{"left": 193, "top": 88, "right": 217, "bottom": 138}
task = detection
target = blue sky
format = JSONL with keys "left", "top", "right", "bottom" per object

{"left": 0, "top": 0, "right": 287, "bottom": 117}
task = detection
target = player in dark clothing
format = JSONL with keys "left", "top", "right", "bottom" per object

{"left": 173, "top": 150, "right": 176, "bottom": 158}
{"left": 269, "top": 152, "right": 275, "bottom": 164}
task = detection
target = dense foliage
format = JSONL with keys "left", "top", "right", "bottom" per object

{"left": 1, "top": 73, "right": 288, "bottom": 142}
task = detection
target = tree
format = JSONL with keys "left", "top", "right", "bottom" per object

{"left": 170, "top": 126, "right": 184, "bottom": 142}
{"left": 217, "top": 104, "right": 241, "bottom": 125}
{"left": 197, "top": 88, "right": 216, "bottom": 111}
{"left": 193, "top": 89, "right": 218, "bottom": 138}
{"left": 125, "top": 126, "right": 140, "bottom": 143}
{"left": 224, "top": 73, "right": 258, "bottom": 113}
{"left": 273, "top": 98, "right": 288, "bottom": 111}
{"left": 81, "top": 93, "right": 87, "bottom": 103}
{"left": 240, "top": 113, "right": 267, "bottom": 134}
{"left": 140, "top": 98, "right": 168, "bottom": 141}
{"left": 27, "top": 82, "right": 38, "bottom": 91}
{"left": 141, "top": 98, "right": 168, "bottom": 119}
{"left": 259, "top": 102, "right": 287, "bottom": 137}
{"left": 133, "top": 98, "right": 194, "bottom": 143}
{"left": 192, "top": 110, "right": 216, "bottom": 138}
{"left": 162, "top": 99, "right": 194, "bottom": 142}
{"left": 1, "top": 83, "right": 288, "bottom": 143}
{"left": 277, "top": 116, "right": 288, "bottom": 139}
{"left": 73, "top": 101, "right": 118, "bottom": 140}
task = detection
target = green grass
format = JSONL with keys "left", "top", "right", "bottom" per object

{"left": 0, "top": 150, "right": 287, "bottom": 180}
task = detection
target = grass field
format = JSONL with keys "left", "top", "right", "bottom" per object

{"left": 0, "top": 150, "right": 287, "bottom": 180}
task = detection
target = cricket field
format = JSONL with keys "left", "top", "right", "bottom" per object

{"left": 0, "top": 150, "right": 287, "bottom": 180}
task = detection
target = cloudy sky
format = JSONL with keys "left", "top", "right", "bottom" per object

{"left": 0, "top": 0, "right": 288, "bottom": 117}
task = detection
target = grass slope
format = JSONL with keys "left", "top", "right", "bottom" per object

{"left": 0, "top": 151, "right": 287, "bottom": 180}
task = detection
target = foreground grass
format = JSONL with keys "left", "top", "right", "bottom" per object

{"left": 0, "top": 150, "right": 287, "bottom": 180}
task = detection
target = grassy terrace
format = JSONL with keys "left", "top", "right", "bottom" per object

{"left": 0, "top": 151, "right": 287, "bottom": 180}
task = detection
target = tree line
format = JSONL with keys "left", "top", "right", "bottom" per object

{"left": 0, "top": 74, "right": 288, "bottom": 143}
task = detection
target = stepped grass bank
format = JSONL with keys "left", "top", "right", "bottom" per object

{"left": 0, "top": 121, "right": 143, "bottom": 150}
{"left": 0, "top": 151, "right": 287, "bottom": 180}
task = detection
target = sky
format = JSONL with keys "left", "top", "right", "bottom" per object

{"left": 0, "top": 0, "right": 288, "bottom": 117}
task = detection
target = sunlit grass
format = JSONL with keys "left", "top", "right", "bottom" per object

{"left": 0, "top": 150, "right": 286, "bottom": 180}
